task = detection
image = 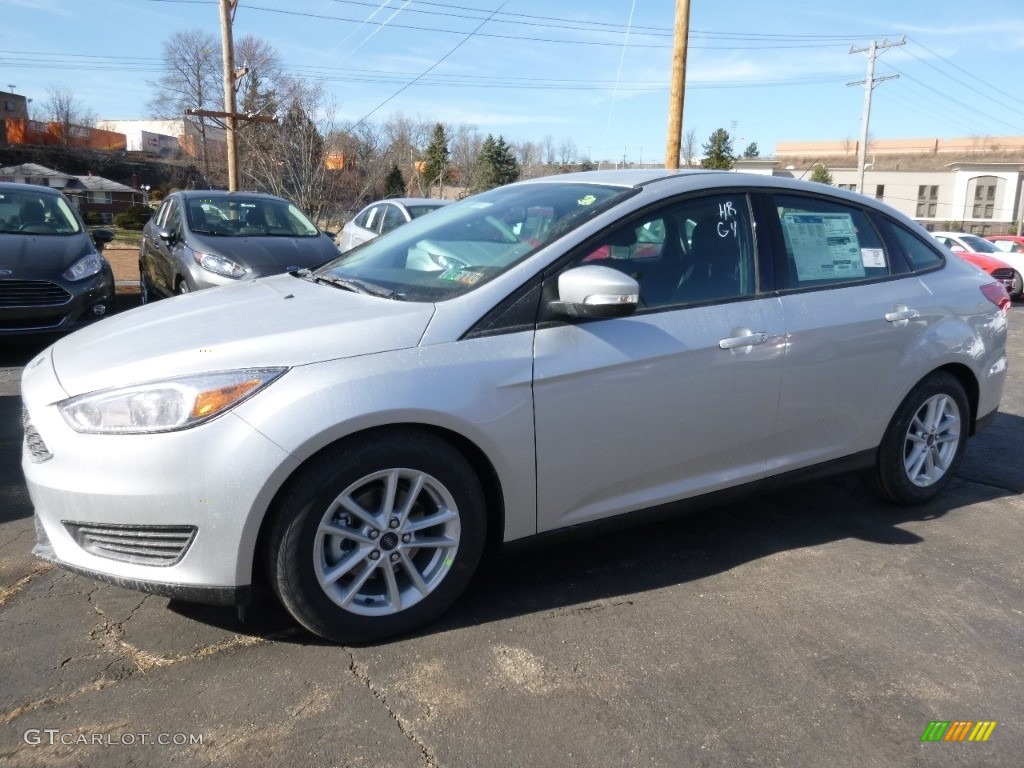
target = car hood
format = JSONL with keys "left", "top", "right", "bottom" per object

{"left": 190, "top": 233, "right": 337, "bottom": 274}
{"left": 0, "top": 232, "right": 94, "bottom": 276}
{"left": 954, "top": 251, "right": 1013, "bottom": 272}
{"left": 49, "top": 273, "right": 436, "bottom": 396}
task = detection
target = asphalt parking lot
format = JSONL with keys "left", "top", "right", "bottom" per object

{"left": 1, "top": 300, "right": 1021, "bottom": 768}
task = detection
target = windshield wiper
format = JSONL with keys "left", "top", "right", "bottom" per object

{"left": 297, "top": 270, "right": 398, "bottom": 299}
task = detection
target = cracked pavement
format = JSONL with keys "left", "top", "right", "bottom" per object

{"left": 1, "top": 309, "right": 1022, "bottom": 768}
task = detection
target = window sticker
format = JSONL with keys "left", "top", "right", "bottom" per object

{"left": 782, "top": 212, "right": 866, "bottom": 281}
{"left": 438, "top": 268, "right": 484, "bottom": 285}
{"left": 861, "top": 247, "right": 886, "bottom": 268}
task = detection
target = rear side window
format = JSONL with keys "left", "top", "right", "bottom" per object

{"left": 772, "top": 194, "right": 889, "bottom": 288}
{"left": 880, "top": 220, "right": 944, "bottom": 271}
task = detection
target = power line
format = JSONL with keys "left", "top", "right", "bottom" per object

{"left": 350, "top": 0, "right": 511, "bottom": 128}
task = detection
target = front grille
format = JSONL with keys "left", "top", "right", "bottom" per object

{"left": 63, "top": 522, "right": 198, "bottom": 566}
{"left": 0, "top": 279, "right": 72, "bottom": 308}
{"left": 22, "top": 407, "right": 53, "bottom": 463}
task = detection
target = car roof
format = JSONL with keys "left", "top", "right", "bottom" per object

{"left": 174, "top": 190, "right": 290, "bottom": 202}
{"left": 0, "top": 181, "right": 62, "bottom": 195}
{"left": 383, "top": 197, "right": 451, "bottom": 206}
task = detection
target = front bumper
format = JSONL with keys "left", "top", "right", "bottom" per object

{"left": 0, "top": 266, "right": 115, "bottom": 335}
{"left": 21, "top": 352, "right": 298, "bottom": 597}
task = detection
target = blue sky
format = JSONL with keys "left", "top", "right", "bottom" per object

{"left": 3, "top": 0, "right": 1023, "bottom": 163}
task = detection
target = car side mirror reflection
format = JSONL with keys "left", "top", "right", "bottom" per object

{"left": 549, "top": 264, "right": 639, "bottom": 319}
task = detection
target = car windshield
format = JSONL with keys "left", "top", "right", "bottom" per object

{"left": 960, "top": 234, "right": 1000, "bottom": 253}
{"left": 315, "top": 183, "right": 636, "bottom": 302}
{"left": 0, "top": 190, "right": 82, "bottom": 235}
{"left": 185, "top": 197, "right": 319, "bottom": 237}
{"left": 406, "top": 204, "right": 447, "bottom": 219}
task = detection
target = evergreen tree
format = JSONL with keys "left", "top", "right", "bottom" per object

{"left": 384, "top": 164, "right": 406, "bottom": 197}
{"left": 743, "top": 141, "right": 760, "bottom": 159}
{"left": 701, "top": 128, "right": 735, "bottom": 170}
{"left": 469, "top": 134, "right": 520, "bottom": 193}
{"left": 422, "top": 123, "right": 451, "bottom": 193}
{"left": 809, "top": 164, "right": 833, "bottom": 185}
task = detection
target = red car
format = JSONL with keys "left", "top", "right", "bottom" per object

{"left": 986, "top": 234, "right": 1024, "bottom": 254}
{"left": 932, "top": 232, "right": 1021, "bottom": 299}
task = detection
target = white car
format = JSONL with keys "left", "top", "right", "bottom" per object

{"left": 336, "top": 198, "right": 450, "bottom": 253}
{"left": 931, "top": 231, "right": 1023, "bottom": 299}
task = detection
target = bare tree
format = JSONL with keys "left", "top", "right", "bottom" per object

{"left": 541, "top": 134, "right": 556, "bottom": 165}
{"left": 449, "top": 124, "right": 482, "bottom": 191}
{"left": 242, "top": 78, "right": 339, "bottom": 223}
{"left": 511, "top": 140, "right": 538, "bottom": 178}
{"left": 42, "top": 86, "right": 97, "bottom": 147}
{"left": 681, "top": 128, "right": 697, "bottom": 167}
{"left": 149, "top": 30, "right": 222, "bottom": 180}
{"left": 558, "top": 136, "right": 577, "bottom": 167}
{"left": 235, "top": 35, "right": 281, "bottom": 119}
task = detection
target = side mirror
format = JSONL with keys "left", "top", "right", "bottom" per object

{"left": 550, "top": 265, "right": 639, "bottom": 319}
{"left": 322, "top": 230, "right": 337, "bottom": 240}
{"left": 157, "top": 227, "right": 176, "bottom": 243}
{"left": 91, "top": 228, "right": 115, "bottom": 250}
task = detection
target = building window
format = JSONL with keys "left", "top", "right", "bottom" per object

{"left": 87, "top": 192, "right": 112, "bottom": 204}
{"left": 3, "top": 100, "right": 16, "bottom": 112}
{"left": 875, "top": 184, "right": 885, "bottom": 200}
{"left": 916, "top": 185, "right": 939, "bottom": 218}
{"left": 969, "top": 224, "right": 991, "bottom": 235}
{"left": 970, "top": 176, "right": 998, "bottom": 219}
{"left": 837, "top": 183, "right": 856, "bottom": 191}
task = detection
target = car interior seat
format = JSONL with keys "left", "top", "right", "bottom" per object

{"left": 19, "top": 200, "right": 50, "bottom": 233}
{"left": 676, "top": 216, "right": 742, "bottom": 302}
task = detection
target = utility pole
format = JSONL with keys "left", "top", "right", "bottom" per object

{"left": 664, "top": 0, "right": 691, "bottom": 169}
{"left": 187, "top": 0, "right": 275, "bottom": 191}
{"left": 220, "top": 0, "right": 240, "bottom": 191}
{"left": 848, "top": 37, "right": 905, "bottom": 194}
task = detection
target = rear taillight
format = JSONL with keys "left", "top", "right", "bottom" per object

{"left": 981, "top": 282, "right": 1011, "bottom": 314}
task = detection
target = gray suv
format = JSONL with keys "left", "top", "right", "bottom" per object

{"left": 140, "top": 190, "right": 338, "bottom": 299}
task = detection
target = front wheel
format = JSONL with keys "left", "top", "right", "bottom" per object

{"left": 869, "top": 372, "right": 970, "bottom": 505}
{"left": 265, "top": 431, "right": 487, "bottom": 643}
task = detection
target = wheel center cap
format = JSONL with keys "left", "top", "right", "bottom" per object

{"left": 380, "top": 532, "right": 399, "bottom": 551}
{"left": 926, "top": 434, "right": 935, "bottom": 447}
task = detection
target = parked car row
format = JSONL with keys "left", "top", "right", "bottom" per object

{"left": 22, "top": 170, "right": 1010, "bottom": 644}
{"left": 931, "top": 231, "right": 1023, "bottom": 300}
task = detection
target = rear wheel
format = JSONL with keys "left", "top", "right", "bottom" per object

{"left": 265, "top": 430, "right": 487, "bottom": 643}
{"left": 869, "top": 372, "right": 970, "bottom": 505}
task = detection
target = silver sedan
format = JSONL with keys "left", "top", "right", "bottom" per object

{"left": 22, "top": 170, "right": 1009, "bottom": 643}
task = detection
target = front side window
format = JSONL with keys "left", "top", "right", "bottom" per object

{"left": 317, "top": 183, "right": 636, "bottom": 302}
{"left": 379, "top": 204, "right": 405, "bottom": 234}
{"left": 565, "top": 193, "right": 756, "bottom": 309}
{"left": 773, "top": 194, "right": 889, "bottom": 288}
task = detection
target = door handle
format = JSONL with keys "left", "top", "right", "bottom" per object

{"left": 719, "top": 331, "right": 768, "bottom": 349}
{"left": 885, "top": 306, "right": 920, "bottom": 326}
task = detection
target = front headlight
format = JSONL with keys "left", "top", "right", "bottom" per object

{"left": 58, "top": 368, "right": 287, "bottom": 434}
{"left": 193, "top": 250, "right": 247, "bottom": 279}
{"left": 63, "top": 253, "right": 103, "bottom": 281}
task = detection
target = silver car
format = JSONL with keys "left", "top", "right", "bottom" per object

{"left": 336, "top": 197, "right": 450, "bottom": 253}
{"left": 140, "top": 190, "right": 338, "bottom": 298}
{"left": 22, "top": 170, "right": 1010, "bottom": 643}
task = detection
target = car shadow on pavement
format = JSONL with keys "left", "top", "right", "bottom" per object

{"left": 168, "top": 412, "right": 1022, "bottom": 645}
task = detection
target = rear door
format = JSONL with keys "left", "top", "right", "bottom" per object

{"left": 763, "top": 192, "right": 938, "bottom": 474}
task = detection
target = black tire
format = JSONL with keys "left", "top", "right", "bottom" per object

{"left": 869, "top": 372, "right": 970, "bottom": 505}
{"left": 265, "top": 430, "right": 487, "bottom": 643}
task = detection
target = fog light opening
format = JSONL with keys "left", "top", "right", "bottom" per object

{"left": 91, "top": 304, "right": 108, "bottom": 317}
